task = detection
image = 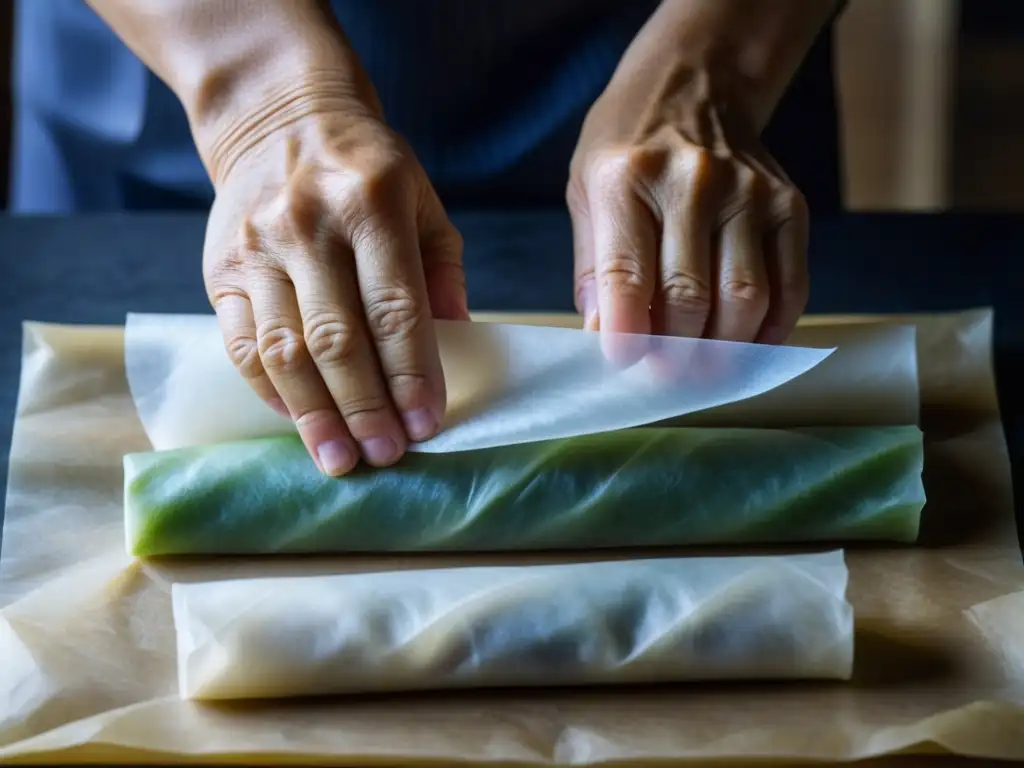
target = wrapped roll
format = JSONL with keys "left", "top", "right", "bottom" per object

{"left": 125, "top": 426, "right": 925, "bottom": 556}
{"left": 171, "top": 552, "right": 855, "bottom": 700}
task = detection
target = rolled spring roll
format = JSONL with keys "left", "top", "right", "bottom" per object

{"left": 125, "top": 426, "right": 925, "bottom": 556}
{"left": 172, "top": 552, "right": 855, "bottom": 700}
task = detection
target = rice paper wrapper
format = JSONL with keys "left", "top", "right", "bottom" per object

{"left": 123, "top": 425, "right": 927, "bottom": 556}
{"left": 123, "top": 313, "right": 919, "bottom": 453}
{"left": 2, "top": 308, "right": 1024, "bottom": 763}
{"left": 172, "top": 553, "right": 855, "bottom": 700}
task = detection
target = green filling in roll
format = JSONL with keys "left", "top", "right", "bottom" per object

{"left": 124, "top": 426, "right": 925, "bottom": 556}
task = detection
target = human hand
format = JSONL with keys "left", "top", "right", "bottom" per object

{"left": 568, "top": 68, "right": 810, "bottom": 355}
{"left": 203, "top": 96, "right": 468, "bottom": 477}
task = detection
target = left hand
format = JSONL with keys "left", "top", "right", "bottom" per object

{"left": 568, "top": 77, "right": 809, "bottom": 349}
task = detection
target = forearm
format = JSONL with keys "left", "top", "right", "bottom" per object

{"left": 85, "top": 0, "right": 380, "bottom": 181}
{"left": 609, "top": 0, "right": 842, "bottom": 131}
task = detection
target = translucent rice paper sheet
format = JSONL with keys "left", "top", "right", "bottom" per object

{"left": 2, "top": 309, "right": 1024, "bottom": 764}
{"left": 173, "top": 553, "right": 854, "bottom": 700}
{"left": 124, "top": 313, "right": 841, "bottom": 453}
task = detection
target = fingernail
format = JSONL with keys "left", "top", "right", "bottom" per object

{"left": 402, "top": 408, "right": 438, "bottom": 442}
{"left": 317, "top": 440, "right": 356, "bottom": 476}
{"left": 360, "top": 436, "right": 399, "bottom": 465}
{"left": 268, "top": 397, "right": 290, "bottom": 418}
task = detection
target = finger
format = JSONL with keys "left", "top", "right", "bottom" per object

{"left": 757, "top": 189, "right": 810, "bottom": 345}
{"left": 211, "top": 291, "right": 288, "bottom": 416}
{"left": 352, "top": 210, "right": 448, "bottom": 447}
{"left": 568, "top": 181, "right": 598, "bottom": 330}
{"left": 646, "top": 208, "right": 717, "bottom": 382}
{"left": 587, "top": 158, "right": 659, "bottom": 362}
{"left": 418, "top": 185, "right": 470, "bottom": 321}
{"left": 287, "top": 240, "right": 410, "bottom": 467}
{"left": 652, "top": 205, "right": 713, "bottom": 338}
{"left": 246, "top": 268, "right": 360, "bottom": 476}
{"left": 707, "top": 209, "right": 770, "bottom": 342}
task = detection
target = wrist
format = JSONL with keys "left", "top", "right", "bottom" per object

{"left": 85, "top": 1, "right": 383, "bottom": 184}
{"left": 195, "top": 68, "right": 382, "bottom": 186}
{"left": 606, "top": 0, "right": 840, "bottom": 131}
{"left": 172, "top": 26, "right": 381, "bottom": 184}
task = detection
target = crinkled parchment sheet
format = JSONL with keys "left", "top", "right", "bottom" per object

{"left": 1, "top": 309, "right": 1023, "bottom": 765}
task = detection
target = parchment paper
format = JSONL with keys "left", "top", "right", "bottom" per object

{"left": 2, "top": 308, "right": 1023, "bottom": 764}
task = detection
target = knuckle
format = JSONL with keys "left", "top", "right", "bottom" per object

{"left": 303, "top": 310, "right": 361, "bottom": 368}
{"left": 573, "top": 268, "right": 597, "bottom": 315}
{"left": 575, "top": 263, "right": 597, "bottom": 285}
{"left": 565, "top": 178, "right": 587, "bottom": 213}
{"left": 256, "top": 321, "right": 307, "bottom": 374}
{"left": 686, "top": 146, "right": 715, "bottom": 177}
{"left": 774, "top": 185, "right": 809, "bottom": 222}
{"left": 720, "top": 278, "right": 769, "bottom": 307}
{"left": 352, "top": 153, "right": 409, "bottom": 208}
{"left": 661, "top": 272, "right": 712, "bottom": 315}
{"left": 676, "top": 147, "right": 716, "bottom": 195}
{"left": 387, "top": 371, "right": 430, "bottom": 391}
{"left": 205, "top": 251, "right": 246, "bottom": 289}
{"left": 574, "top": 269, "right": 596, "bottom": 300}
{"left": 586, "top": 145, "right": 670, "bottom": 191}
{"left": 336, "top": 393, "right": 392, "bottom": 425}
{"left": 584, "top": 149, "right": 633, "bottom": 192}
{"left": 735, "top": 164, "right": 760, "bottom": 195}
{"left": 293, "top": 408, "right": 343, "bottom": 432}
{"left": 238, "top": 216, "right": 263, "bottom": 254}
{"left": 363, "top": 285, "right": 426, "bottom": 340}
{"left": 599, "top": 255, "right": 649, "bottom": 298}
{"left": 441, "top": 221, "right": 465, "bottom": 255}
{"left": 225, "top": 332, "right": 263, "bottom": 380}
{"left": 383, "top": 371, "right": 433, "bottom": 409}
{"left": 281, "top": 180, "right": 324, "bottom": 245}
{"left": 623, "top": 146, "right": 668, "bottom": 184}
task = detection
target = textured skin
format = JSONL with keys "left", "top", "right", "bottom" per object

{"left": 125, "top": 426, "right": 925, "bottom": 556}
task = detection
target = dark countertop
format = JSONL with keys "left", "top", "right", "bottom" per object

{"left": 2, "top": 211, "right": 1022, "bottom": 546}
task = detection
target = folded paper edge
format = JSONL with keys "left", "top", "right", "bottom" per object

{"left": 124, "top": 313, "right": 844, "bottom": 453}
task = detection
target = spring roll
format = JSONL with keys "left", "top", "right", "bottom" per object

{"left": 172, "top": 552, "right": 855, "bottom": 700}
{"left": 125, "top": 426, "right": 925, "bottom": 556}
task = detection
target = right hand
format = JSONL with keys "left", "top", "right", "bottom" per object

{"left": 203, "top": 100, "right": 468, "bottom": 477}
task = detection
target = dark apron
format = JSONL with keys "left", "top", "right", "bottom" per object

{"left": 9, "top": 0, "right": 841, "bottom": 214}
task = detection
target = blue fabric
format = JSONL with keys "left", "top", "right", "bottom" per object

{"left": 9, "top": 0, "right": 841, "bottom": 214}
